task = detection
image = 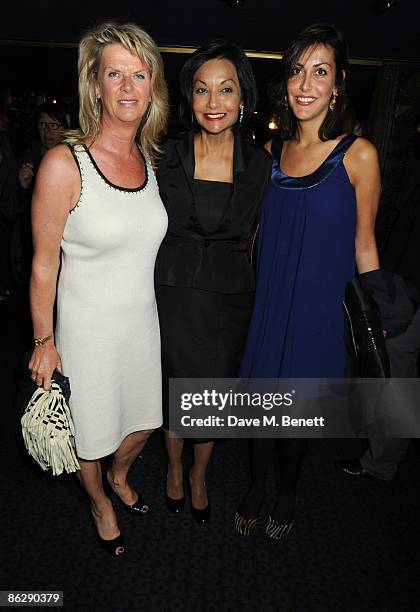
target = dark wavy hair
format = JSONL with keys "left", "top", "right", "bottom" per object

{"left": 270, "top": 22, "right": 354, "bottom": 141}
{"left": 179, "top": 40, "right": 258, "bottom": 131}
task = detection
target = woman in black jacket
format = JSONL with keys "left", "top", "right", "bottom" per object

{"left": 156, "top": 41, "right": 271, "bottom": 522}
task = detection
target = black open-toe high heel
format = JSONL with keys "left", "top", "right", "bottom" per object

{"left": 97, "top": 532, "right": 126, "bottom": 557}
{"left": 104, "top": 472, "right": 150, "bottom": 516}
{"left": 91, "top": 506, "right": 125, "bottom": 557}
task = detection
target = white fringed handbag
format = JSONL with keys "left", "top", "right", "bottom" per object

{"left": 21, "top": 371, "right": 80, "bottom": 476}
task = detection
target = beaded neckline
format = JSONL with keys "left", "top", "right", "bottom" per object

{"left": 82, "top": 144, "right": 149, "bottom": 193}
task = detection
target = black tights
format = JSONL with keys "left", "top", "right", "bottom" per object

{"left": 237, "top": 438, "right": 308, "bottom": 522}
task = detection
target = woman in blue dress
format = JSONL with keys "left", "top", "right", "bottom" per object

{"left": 235, "top": 23, "right": 381, "bottom": 539}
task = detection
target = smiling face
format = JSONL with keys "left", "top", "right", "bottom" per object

{"left": 286, "top": 43, "right": 339, "bottom": 125}
{"left": 192, "top": 58, "right": 242, "bottom": 134}
{"left": 95, "top": 43, "right": 151, "bottom": 128}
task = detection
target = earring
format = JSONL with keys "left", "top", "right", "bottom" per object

{"left": 329, "top": 92, "right": 338, "bottom": 111}
{"left": 239, "top": 104, "right": 244, "bottom": 124}
{"left": 283, "top": 95, "right": 289, "bottom": 111}
{"left": 94, "top": 96, "right": 101, "bottom": 118}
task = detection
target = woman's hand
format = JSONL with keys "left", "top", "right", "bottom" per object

{"left": 28, "top": 344, "right": 62, "bottom": 391}
{"left": 19, "top": 162, "right": 35, "bottom": 190}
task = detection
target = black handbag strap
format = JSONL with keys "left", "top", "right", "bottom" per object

{"left": 344, "top": 278, "right": 391, "bottom": 378}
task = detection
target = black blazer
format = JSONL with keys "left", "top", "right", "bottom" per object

{"left": 155, "top": 131, "right": 272, "bottom": 293}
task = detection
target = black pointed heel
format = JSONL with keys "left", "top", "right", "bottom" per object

{"left": 165, "top": 472, "right": 185, "bottom": 514}
{"left": 165, "top": 493, "right": 185, "bottom": 514}
{"left": 189, "top": 471, "right": 211, "bottom": 524}
{"left": 191, "top": 501, "right": 211, "bottom": 523}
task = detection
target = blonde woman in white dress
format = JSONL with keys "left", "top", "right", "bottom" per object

{"left": 28, "top": 22, "right": 168, "bottom": 556}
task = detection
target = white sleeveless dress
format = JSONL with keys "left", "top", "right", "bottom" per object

{"left": 55, "top": 145, "right": 168, "bottom": 460}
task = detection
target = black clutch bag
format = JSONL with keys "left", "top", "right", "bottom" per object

{"left": 344, "top": 278, "right": 391, "bottom": 378}
{"left": 19, "top": 362, "right": 71, "bottom": 412}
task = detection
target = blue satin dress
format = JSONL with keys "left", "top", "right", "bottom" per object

{"left": 240, "top": 134, "right": 358, "bottom": 378}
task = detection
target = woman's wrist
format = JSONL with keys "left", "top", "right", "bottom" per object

{"left": 33, "top": 333, "right": 54, "bottom": 347}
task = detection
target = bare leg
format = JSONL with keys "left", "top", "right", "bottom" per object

{"left": 77, "top": 458, "right": 120, "bottom": 541}
{"left": 107, "top": 429, "right": 154, "bottom": 505}
{"left": 164, "top": 428, "right": 184, "bottom": 500}
{"left": 190, "top": 441, "right": 214, "bottom": 509}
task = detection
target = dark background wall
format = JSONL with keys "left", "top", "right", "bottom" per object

{"left": 0, "top": 43, "right": 380, "bottom": 123}
{"left": 1, "top": 0, "right": 418, "bottom": 61}
{"left": 1, "top": 0, "right": 419, "bottom": 249}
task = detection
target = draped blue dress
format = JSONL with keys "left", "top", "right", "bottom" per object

{"left": 240, "top": 134, "right": 358, "bottom": 379}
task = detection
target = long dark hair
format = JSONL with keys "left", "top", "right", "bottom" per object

{"left": 179, "top": 40, "right": 258, "bottom": 131}
{"left": 270, "top": 22, "right": 354, "bottom": 141}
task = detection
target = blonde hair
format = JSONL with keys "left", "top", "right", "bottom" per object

{"left": 66, "top": 22, "right": 168, "bottom": 162}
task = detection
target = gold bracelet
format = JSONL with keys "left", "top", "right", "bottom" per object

{"left": 34, "top": 333, "right": 53, "bottom": 347}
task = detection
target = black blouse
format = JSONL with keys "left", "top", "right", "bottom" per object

{"left": 192, "top": 179, "right": 233, "bottom": 234}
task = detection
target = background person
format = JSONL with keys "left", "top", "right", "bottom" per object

{"left": 0, "top": 79, "right": 22, "bottom": 304}
{"left": 380, "top": 115, "right": 420, "bottom": 294}
{"left": 19, "top": 101, "right": 69, "bottom": 192}
{"left": 14, "top": 102, "right": 70, "bottom": 298}
{"left": 336, "top": 271, "right": 420, "bottom": 480}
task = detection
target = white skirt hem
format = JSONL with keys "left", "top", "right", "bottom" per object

{"left": 75, "top": 419, "right": 163, "bottom": 460}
